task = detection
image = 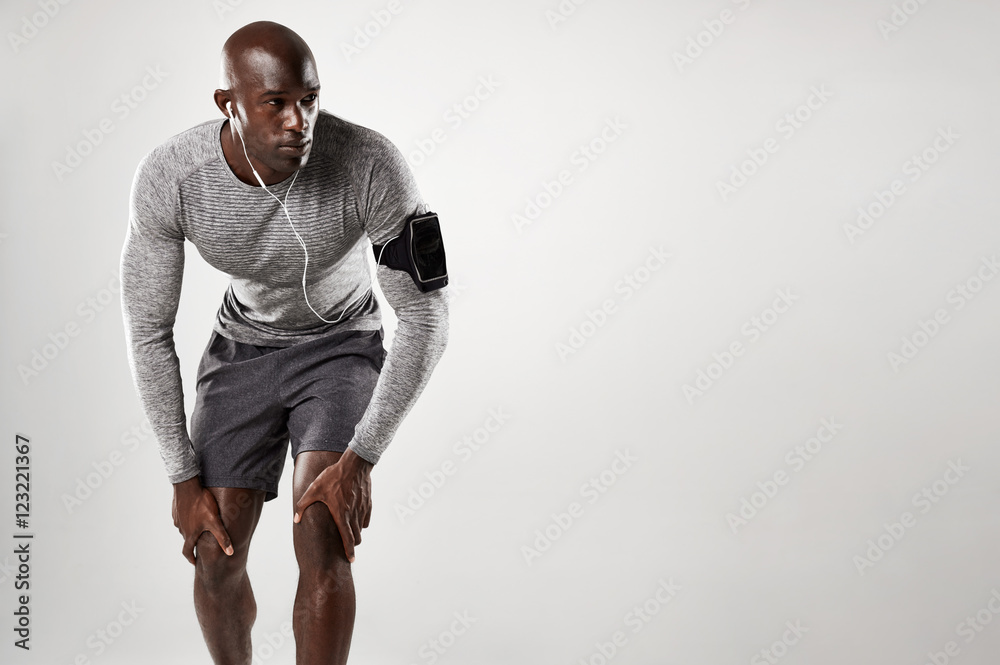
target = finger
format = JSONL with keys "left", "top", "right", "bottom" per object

{"left": 350, "top": 508, "right": 362, "bottom": 547}
{"left": 208, "top": 519, "right": 234, "bottom": 556}
{"left": 182, "top": 535, "right": 197, "bottom": 566}
{"left": 362, "top": 484, "right": 372, "bottom": 529}
{"left": 294, "top": 483, "right": 318, "bottom": 524}
{"left": 332, "top": 510, "right": 356, "bottom": 563}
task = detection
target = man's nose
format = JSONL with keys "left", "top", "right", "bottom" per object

{"left": 284, "top": 106, "right": 308, "bottom": 133}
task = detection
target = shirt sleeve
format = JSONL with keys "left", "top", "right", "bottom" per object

{"left": 347, "top": 130, "right": 450, "bottom": 464}
{"left": 119, "top": 151, "right": 200, "bottom": 483}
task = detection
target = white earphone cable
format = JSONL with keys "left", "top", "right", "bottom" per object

{"left": 229, "top": 107, "right": 375, "bottom": 325}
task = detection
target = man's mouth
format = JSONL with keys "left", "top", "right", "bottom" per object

{"left": 279, "top": 140, "right": 311, "bottom": 156}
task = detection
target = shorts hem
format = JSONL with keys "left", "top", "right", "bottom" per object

{"left": 199, "top": 475, "right": 279, "bottom": 502}
{"left": 292, "top": 440, "right": 351, "bottom": 458}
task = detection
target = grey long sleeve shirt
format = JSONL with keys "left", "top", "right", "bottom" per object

{"left": 120, "top": 110, "right": 449, "bottom": 483}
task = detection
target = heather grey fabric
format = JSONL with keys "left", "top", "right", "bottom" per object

{"left": 120, "top": 110, "right": 449, "bottom": 482}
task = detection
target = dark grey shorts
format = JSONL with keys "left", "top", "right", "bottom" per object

{"left": 189, "top": 327, "right": 386, "bottom": 502}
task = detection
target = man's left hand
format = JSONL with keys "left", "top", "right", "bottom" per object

{"left": 294, "top": 448, "right": 373, "bottom": 562}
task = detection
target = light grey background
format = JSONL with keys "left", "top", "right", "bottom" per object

{"left": 2, "top": 0, "right": 999, "bottom": 663}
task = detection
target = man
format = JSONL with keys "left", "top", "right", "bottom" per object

{"left": 120, "top": 20, "right": 449, "bottom": 665}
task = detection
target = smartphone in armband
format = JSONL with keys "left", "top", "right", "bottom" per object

{"left": 372, "top": 211, "right": 448, "bottom": 292}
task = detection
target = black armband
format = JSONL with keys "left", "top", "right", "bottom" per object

{"left": 372, "top": 211, "right": 448, "bottom": 292}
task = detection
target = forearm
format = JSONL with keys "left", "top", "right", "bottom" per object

{"left": 125, "top": 336, "right": 199, "bottom": 482}
{"left": 120, "top": 223, "right": 198, "bottom": 483}
{"left": 347, "top": 268, "right": 449, "bottom": 464}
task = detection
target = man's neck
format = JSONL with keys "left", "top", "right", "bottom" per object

{"left": 219, "top": 120, "right": 293, "bottom": 187}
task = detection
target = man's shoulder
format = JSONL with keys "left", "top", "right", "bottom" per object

{"left": 313, "top": 110, "right": 402, "bottom": 165}
{"left": 134, "top": 118, "right": 222, "bottom": 189}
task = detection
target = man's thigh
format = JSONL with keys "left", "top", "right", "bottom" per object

{"left": 292, "top": 451, "right": 343, "bottom": 506}
{"left": 196, "top": 486, "right": 267, "bottom": 561}
{"left": 292, "top": 451, "right": 349, "bottom": 561}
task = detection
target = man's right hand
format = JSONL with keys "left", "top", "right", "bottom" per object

{"left": 172, "top": 477, "right": 234, "bottom": 565}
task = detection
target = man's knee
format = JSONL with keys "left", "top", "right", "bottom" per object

{"left": 197, "top": 487, "right": 264, "bottom": 574}
{"left": 294, "top": 516, "right": 353, "bottom": 613}
{"left": 296, "top": 557, "right": 353, "bottom": 617}
{"left": 295, "top": 504, "right": 351, "bottom": 570}
{"left": 195, "top": 531, "right": 248, "bottom": 586}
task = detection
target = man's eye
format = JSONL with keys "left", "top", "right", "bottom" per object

{"left": 304, "top": 94, "right": 317, "bottom": 103}
{"left": 267, "top": 99, "right": 282, "bottom": 106}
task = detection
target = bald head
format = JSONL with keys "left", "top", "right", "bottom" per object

{"left": 214, "top": 21, "right": 321, "bottom": 184}
{"left": 220, "top": 21, "right": 316, "bottom": 93}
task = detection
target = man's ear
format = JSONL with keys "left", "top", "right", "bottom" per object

{"left": 213, "top": 90, "right": 232, "bottom": 117}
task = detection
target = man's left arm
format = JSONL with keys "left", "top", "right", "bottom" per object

{"left": 342, "top": 130, "right": 451, "bottom": 463}
{"left": 348, "top": 264, "right": 449, "bottom": 464}
{"left": 294, "top": 129, "right": 449, "bottom": 559}
{"left": 293, "top": 254, "right": 449, "bottom": 560}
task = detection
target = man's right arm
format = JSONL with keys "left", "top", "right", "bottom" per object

{"left": 121, "top": 151, "right": 233, "bottom": 562}
{"left": 119, "top": 151, "right": 199, "bottom": 484}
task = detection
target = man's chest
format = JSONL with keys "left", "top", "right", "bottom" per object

{"left": 177, "top": 168, "right": 363, "bottom": 282}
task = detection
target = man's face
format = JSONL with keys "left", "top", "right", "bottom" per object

{"left": 230, "top": 51, "right": 320, "bottom": 175}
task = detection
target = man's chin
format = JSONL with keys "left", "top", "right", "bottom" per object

{"left": 271, "top": 151, "right": 311, "bottom": 174}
